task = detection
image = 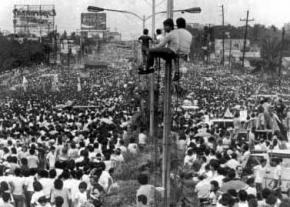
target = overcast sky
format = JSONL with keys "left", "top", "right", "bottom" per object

{"left": 1, "top": 0, "right": 290, "bottom": 39}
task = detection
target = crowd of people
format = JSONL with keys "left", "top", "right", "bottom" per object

{"left": 159, "top": 65, "right": 290, "bottom": 207}
{"left": 0, "top": 63, "right": 149, "bottom": 207}
{"left": 1, "top": 18, "right": 290, "bottom": 207}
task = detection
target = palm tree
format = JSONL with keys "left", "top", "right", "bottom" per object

{"left": 260, "top": 37, "right": 283, "bottom": 87}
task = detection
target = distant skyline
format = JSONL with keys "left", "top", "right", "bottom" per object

{"left": 1, "top": 0, "right": 290, "bottom": 39}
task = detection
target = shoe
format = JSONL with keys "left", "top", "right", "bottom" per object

{"left": 173, "top": 72, "right": 180, "bottom": 81}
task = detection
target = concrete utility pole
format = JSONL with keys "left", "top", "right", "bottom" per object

{"left": 229, "top": 34, "right": 232, "bottom": 69}
{"left": 149, "top": 0, "right": 155, "bottom": 140}
{"left": 162, "top": 1, "right": 173, "bottom": 206}
{"left": 240, "top": 10, "right": 254, "bottom": 67}
{"left": 142, "top": 15, "right": 146, "bottom": 30}
{"left": 221, "top": 5, "right": 225, "bottom": 65}
{"left": 279, "top": 27, "right": 285, "bottom": 89}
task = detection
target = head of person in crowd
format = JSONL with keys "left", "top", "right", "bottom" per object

{"left": 55, "top": 196, "right": 64, "bottom": 207}
{"left": 156, "top": 29, "right": 162, "bottom": 36}
{"left": 163, "top": 18, "right": 174, "bottom": 33}
{"left": 210, "top": 180, "right": 219, "bottom": 193}
{"left": 143, "top": 29, "right": 149, "bottom": 36}
{"left": 137, "top": 173, "right": 149, "bottom": 185}
{"left": 79, "top": 181, "right": 87, "bottom": 193}
{"left": 176, "top": 17, "right": 186, "bottom": 29}
{"left": 33, "top": 181, "right": 43, "bottom": 192}
{"left": 49, "top": 169, "right": 57, "bottom": 179}
{"left": 2, "top": 192, "right": 11, "bottom": 203}
{"left": 54, "top": 179, "right": 64, "bottom": 190}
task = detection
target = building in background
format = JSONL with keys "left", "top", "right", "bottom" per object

{"left": 107, "top": 32, "right": 122, "bottom": 42}
{"left": 284, "top": 23, "right": 290, "bottom": 33}
{"left": 215, "top": 39, "right": 260, "bottom": 63}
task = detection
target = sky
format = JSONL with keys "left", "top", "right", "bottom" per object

{"left": 0, "top": 0, "right": 290, "bottom": 40}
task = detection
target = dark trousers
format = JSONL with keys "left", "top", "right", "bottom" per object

{"left": 13, "top": 194, "right": 26, "bottom": 207}
{"left": 141, "top": 46, "right": 149, "bottom": 64}
{"left": 147, "top": 47, "right": 176, "bottom": 68}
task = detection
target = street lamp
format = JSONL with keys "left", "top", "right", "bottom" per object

{"left": 87, "top": 6, "right": 201, "bottom": 29}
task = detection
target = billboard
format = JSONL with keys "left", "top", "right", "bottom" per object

{"left": 81, "top": 13, "right": 106, "bottom": 31}
{"left": 13, "top": 5, "right": 56, "bottom": 37}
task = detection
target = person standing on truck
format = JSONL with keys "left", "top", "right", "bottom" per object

{"left": 253, "top": 158, "right": 267, "bottom": 195}
{"left": 272, "top": 158, "right": 282, "bottom": 197}
{"left": 286, "top": 107, "right": 290, "bottom": 140}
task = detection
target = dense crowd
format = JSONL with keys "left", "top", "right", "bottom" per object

{"left": 162, "top": 66, "right": 290, "bottom": 207}
{"left": 0, "top": 64, "right": 147, "bottom": 207}
{"left": 0, "top": 57, "right": 290, "bottom": 207}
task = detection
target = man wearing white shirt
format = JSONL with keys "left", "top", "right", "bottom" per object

{"left": 10, "top": 168, "right": 26, "bottom": 207}
{"left": 225, "top": 153, "right": 240, "bottom": 170}
{"left": 46, "top": 147, "right": 56, "bottom": 169}
{"left": 39, "top": 169, "right": 55, "bottom": 200}
{"left": 253, "top": 158, "right": 267, "bottom": 194}
{"left": 138, "top": 130, "right": 147, "bottom": 150}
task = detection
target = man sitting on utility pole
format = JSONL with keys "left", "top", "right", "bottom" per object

{"left": 138, "top": 17, "right": 192, "bottom": 78}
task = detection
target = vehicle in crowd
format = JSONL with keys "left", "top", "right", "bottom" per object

{"left": 243, "top": 150, "right": 290, "bottom": 193}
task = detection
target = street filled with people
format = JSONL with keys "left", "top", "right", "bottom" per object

{"left": 1, "top": 16, "right": 290, "bottom": 207}
{"left": 0, "top": 58, "right": 289, "bottom": 207}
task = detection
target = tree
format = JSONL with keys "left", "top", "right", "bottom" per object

{"left": 261, "top": 37, "right": 281, "bottom": 75}
{"left": 0, "top": 37, "right": 47, "bottom": 72}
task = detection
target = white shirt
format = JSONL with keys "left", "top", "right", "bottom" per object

{"left": 10, "top": 176, "right": 26, "bottom": 195}
{"left": 195, "top": 179, "right": 211, "bottom": 199}
{"left": 39, "top": 178, "right": 54, "bottom": 199}
{"left": 119, "top": 146, "right": 127, "bottom": 154}
{"left": 25, "top": 176, "right": 35, "bottom": 192}
{"left": 157, "top": 28, "right": 192, "bottom": 54}
{"left": 246, "top": 186, "right": 257, "bottom": 196}
{"left": 136, "top": 184, "right": 155, "bottom": 207}
{"left": 253, "top": 165, "right": 266, "bottom": 184}
{"left": 46, "top": 151, "right": 56, "bottom": 169}
{"left": 237, "top": 201, "right": 249, "bottom": 207}
{"left": 156, "top": 34, "right": 164, "bottom": 44}
{"left": 273, "top": 164, "right": 282, "bottom": 180}
{"left": 98, "top": 171, "right": 112, "bottom": 192}
{"left": 184, "top": 154, "right": 196, "bottom": 167}
{"left": 225, "top": 159, "right": 240, "bottom": 170}
{"left": 31, "top": 191, "right": 45, "bottom": 205}
{"left": 211, "top": 175, "right": 224, "bottom": 188}
{"left": 128, "top": 143, "right": 138, "bottom": 154}
{"left": 138, "top": 133, "right": 147, "bottom": 145}
{"left": 75, "top": 191, "right": 87, "bottom": 207}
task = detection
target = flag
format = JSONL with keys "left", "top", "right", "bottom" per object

{"left": 77, "top": 77, "right": 81, "bottom": 92}
{"left": 79, "top": 71, "right": 90, "bottom": 78}
{"left": 22, "top": 76, "right": 28, "bottom": 92}
{"left": 224, "top": 108, "right": 233, "bottom": 118}
{"left": 51, "top": 75, "right": 59, "bottom": 92}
